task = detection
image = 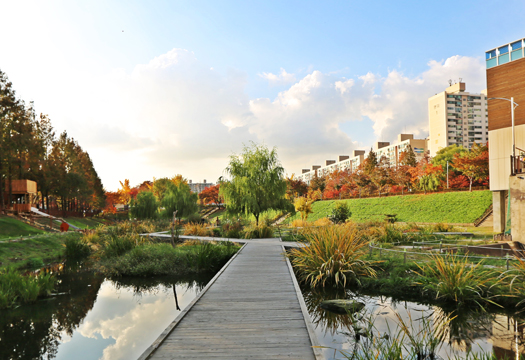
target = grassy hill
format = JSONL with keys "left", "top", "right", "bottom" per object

{"left": 0, "top": 217, "right": 46, "bottom": 240}
{"left": 286, "top": 190, "right": 493, "bottom": 224}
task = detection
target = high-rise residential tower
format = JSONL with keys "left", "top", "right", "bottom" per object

{"left": 428, "top": 82, "right": 488, "bottom": 156}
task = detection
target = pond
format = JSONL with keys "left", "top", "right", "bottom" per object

{"left": 302, "top": 287, "right": 525, "bottom": 360}
{"left": 0, "top": 270, "right": 213, "bottom": 360}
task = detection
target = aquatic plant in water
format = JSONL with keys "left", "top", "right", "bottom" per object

{"left": 289, "top": 225, "right": 376, "bottom": 287}
{"left": 415, "top": 253, "right": 501, "bottom": 308}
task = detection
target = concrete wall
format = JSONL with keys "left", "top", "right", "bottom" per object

{"left": 510, "top": 175, "right": 525, "bottom": 243}
{"left": 489, "top": 124, "right": 525, "bottom": 191}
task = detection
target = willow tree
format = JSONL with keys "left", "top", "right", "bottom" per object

{"left": 220, "top": 143, "right": 292, "bottom": 226}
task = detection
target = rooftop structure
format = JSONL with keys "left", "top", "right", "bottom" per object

{"left": 188, "top": 179, "right": 214, "bottom": 194}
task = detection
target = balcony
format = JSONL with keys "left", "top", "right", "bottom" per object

{"left": 511, "top": 154, "right": 525, "bottom": 176}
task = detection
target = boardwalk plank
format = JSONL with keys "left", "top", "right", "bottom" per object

{"left": 144, "top": 242, "right": 316, "bottom": 360}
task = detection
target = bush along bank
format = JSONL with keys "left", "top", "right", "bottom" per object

{"left": 65, "top": 220, "right": 242, "bottom": 278}
{"left": 288, "top": 224, "right": 525, "bottom": 310}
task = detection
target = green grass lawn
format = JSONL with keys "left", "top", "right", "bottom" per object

{"left": 64, "top": 217, "right": 104, "bottom": 229}
{"left": 286, "top": 190, "right": 493, "bottom": 224}
{"left": 0, "top": 232, "right": 81, "bottom": 269}
{"left": 0, "top": 217, "right": 47, "bottom": 239}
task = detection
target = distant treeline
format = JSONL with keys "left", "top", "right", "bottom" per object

{"left": 0, "top": 69, "right": 105, "bottom": 213}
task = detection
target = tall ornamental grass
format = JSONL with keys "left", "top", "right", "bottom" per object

{"left": 416, "top": 254, "right": 501, "bottom": 307}
{"left": 289, "top": 225, "right": 376, "bottom": 288}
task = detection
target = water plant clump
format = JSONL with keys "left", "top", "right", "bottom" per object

{"left": 104, "top": 241, "right": 240, "bottom": 277}
{"left": 415, "top": 253, "right": 502, "bottom": 308}
{"left": 0, "top": 268, "right": 57, "bottom": 309}
{"left": 289, "top": 225, "right": 376, "bottom": 287}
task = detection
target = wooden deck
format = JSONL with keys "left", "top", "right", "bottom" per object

{"left": 139, "top": 239, "right": 318, "bottom": 360}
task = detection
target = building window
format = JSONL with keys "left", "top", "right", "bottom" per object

{"left": 499, "top": 45, "right": 509, "bottom": 54}
{"left": 511, "top": 41, "right": 522, "bottom": 51}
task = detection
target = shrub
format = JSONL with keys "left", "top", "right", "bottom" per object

{"left": 313, "top": 217, "right": 332, "bottom": 227}
{"left": 330, "top": 202, "right": 350, "bottom": 224}
{"left": 102, "top": 234, "right": 137, "bottom": 258}
{"left": 0, "top": 268, "right": 57, "bottom": 309}
{"left": 221, "top": 219, "right": 244, "bottom": 239}
{"left": 106, "top": 242, "right": 240, "bottom": 276}
{"left": 65, "top": 236, "right": 92, "bottom": 260}
{"left": 183, "top": 223, "right": 213, "bottom": 237}
{"left": 185, "top": 213, "right": 203, "bottom": 224}
{"left": 243, "top": 224, "right": 274, "bottom": 239}
{"left": 416, "top": 253, "right": 500, "bottom": 307}
{"left": 288, "top": 225, "right": 376, "bottom": 287}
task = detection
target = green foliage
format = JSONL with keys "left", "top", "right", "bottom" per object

{"left": 288, "top": 225, "right": 376, "bottom": 287}
{"left": 160, "top": 183, "right": 199, "bottom": 219}
{"left": 105, "top": 242, "right": 240, "bottom": 277}
{"left": 102, "top": 234, "right": 137, "bottom": 258}
{"left": 65, "top": 236, "right": 91, "bottom": 260}
{"left": 129, "top": 191, "right": 158, "bottom": 219}
{"left": 0, "top": 268, "right": 57, "bottom": 309}
{"left": 219, "top": 142, "right": 293, "bottom": 225}
{"left": 415, "top": 254, "right": 500, "bottom": 307}
{"left": 330, "top": 202, "right": 350, "bottom": 224}
{"left": 431, "top": 144, "right": 467, "bottom": 172}
{"left": 286, "top": 191, "right": 492, "bottom": 224}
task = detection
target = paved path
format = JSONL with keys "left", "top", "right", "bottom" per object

{"left": 139, "top": 237, "right": 319, "bottom": 360}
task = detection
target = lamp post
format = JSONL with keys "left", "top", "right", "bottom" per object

{"left": 488, "top": 97, "right": 519, "bottom": 159}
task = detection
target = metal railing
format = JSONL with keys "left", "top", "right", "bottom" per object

{"left": 369, "top": 241, "right": 523, "bottom": 270}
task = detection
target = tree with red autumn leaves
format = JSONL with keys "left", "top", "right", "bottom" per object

{"left": 199, "top": 184, "right": 223, "bottom": 208}
{"left": 453, "top": 143, "right": 489, "bottom": 191}
{"left": 285, "top": 174, "right": 309, "bottom": 201}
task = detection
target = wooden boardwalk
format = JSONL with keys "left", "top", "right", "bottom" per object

{"left": 139, "top": 240, "right": 318, "bottom": 360}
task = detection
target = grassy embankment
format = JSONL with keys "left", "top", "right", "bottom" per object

{"left": 286, "top": 190, "right": 492, "bottom": 224}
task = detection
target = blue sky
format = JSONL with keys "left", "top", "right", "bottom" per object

{"left": 1, "top": 0, "right": 524, "bottom": 190}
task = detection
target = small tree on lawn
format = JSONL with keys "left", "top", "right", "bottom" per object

{"left": 330, "top": 202, "right": 351, "bottom": 224}
{"left": 294, "top": 197, "right": 313, "bottom": 221}
{"left": 219, "top": 142, "right": 293, "bottom": 226}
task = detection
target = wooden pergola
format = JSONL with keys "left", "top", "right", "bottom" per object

{"left": 3, "top": 180, "right": 37, "bottom": 213}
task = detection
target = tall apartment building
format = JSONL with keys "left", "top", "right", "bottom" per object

{"left": 428, "top": 82, "right": 488, "bottom": 156}
{"left": 486, "top": 38, "right": 525, "bottom": 236}
{"left": 297, "top": 134, "right": 428, "bottom": 184}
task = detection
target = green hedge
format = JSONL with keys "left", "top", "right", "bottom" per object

{"left": 286, "top": 190, "right": 492, "bottom": 224}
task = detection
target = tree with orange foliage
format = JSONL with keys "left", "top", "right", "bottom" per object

{"left": 408, "top": 154, "right": 444, "bottom": 194}
{"left": 104, "top": 191, "right": 121, "bottom": 214}
{"left": 453, "top": 143, "right": 489, "bottom": 191}
{"left": 199, "top": 184, "right": 223, "bottom": 208}
{"left": 323, "top": 169, "right": 351, "bottom": 199}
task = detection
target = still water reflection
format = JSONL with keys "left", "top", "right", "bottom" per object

{"left": 302, "top": 287, "right": 525, "bottom": 360}
{"left": 0, "top": 271, "right": 212, "bottom": 360}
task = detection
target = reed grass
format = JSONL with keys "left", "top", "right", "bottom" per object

{"left": 183, "top": 222, "right": 213, "bottom": 237}
{"left": 289, "top": 225, "right": 376, "bottom": 287}
{"left": 415, "top": 253, "right": 501, "bottom": 307}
